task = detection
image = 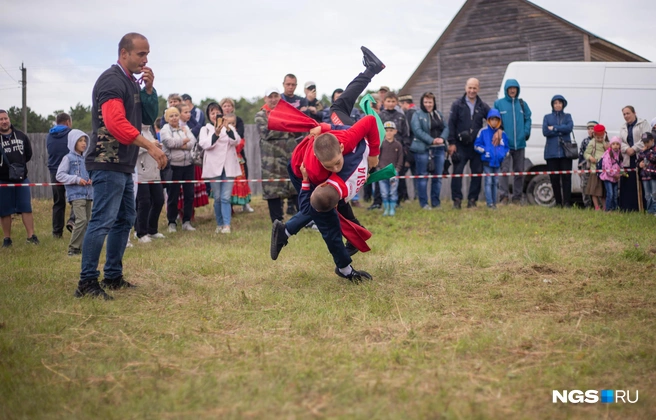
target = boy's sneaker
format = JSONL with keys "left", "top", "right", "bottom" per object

{"left": 270, "top": 220, "right": 288, "bottom": 261}
{"left": 2, "top": 237, "right": 12, "bottom": 248}
{"left": 334, "top": 267, "right": 373, "bottom": 284}
{"left": 168, "top": 223, "right": 177, "bottom": 233}
{"left": 26, "top": 235, "right": 40, "bottom": 245}
{"left": 361, "top": 46, "right": 385, "bottom": 75}
{"left": 137, "top": 235, "right": 152, "bottom": 243}
{"left": 182, "top": 222, "right": 196, "bottom": 231}
{"left": 68, "top": 249, "right": 81, "bottom": 257}
{"left": 100, "top": 275, "right": 136, "bottom": 290}
{"left": 149, "top": 233, "right": 165, "bottom": 239}
{"left": 74, "top": 281, "right": 113, "bottom": 300}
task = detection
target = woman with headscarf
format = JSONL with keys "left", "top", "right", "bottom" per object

{"left": 618, "top": 106, "right": 650, "bottom": 212}
{"left": 542, "top": 95, "right": 574, "bottom": 207}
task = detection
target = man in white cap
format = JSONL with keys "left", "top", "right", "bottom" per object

{"left": 255, "top": 87, "right": 299, "bottom": 222}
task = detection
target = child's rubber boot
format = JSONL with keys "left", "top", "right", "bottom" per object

{"left": 389, "top": 202, "right": 396, "bottom": 216}
{"left": 382, "top": 201, "right": 389, "bottom": 216}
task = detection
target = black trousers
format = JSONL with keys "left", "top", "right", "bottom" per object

{"left": 267, "top": 197, "right": 284, "bottom": 223}
{"left": 136, "top": 183, "right": 164, "bottom": 237}
{"left": 50, "top": 170, "right": 74, "bottom": 235}
{"left": 166, "top": 165, "right": 194, "bottom": 224}
{"left": 546, "top": 158, "right": 572, "bottom": 206}
{"left": 451, "top": 144, "right": 483, "bottom": 201}
{"left": 329, "top": 72, "right": 372, "bottom": 126}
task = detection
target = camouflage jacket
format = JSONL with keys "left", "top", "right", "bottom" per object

{"left": 255, "top": 106, "right": 298, "bottom": 199}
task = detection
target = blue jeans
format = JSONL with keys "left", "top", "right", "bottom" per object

{"left": 378, "top": 178, "right": 398, "bottom": 203}
{"left": 643, "top": 179, "right": 656, "bottom": 214}
{"left": 604, "top": 181, "right": 618, "bottom": 211}
{"left": 210, "top": 171, "right": 234, "bottom": 226}
{"left": 483, "top": 164, "right": 500, "bottom": 206}
{"left": 80, "top": 170, "right": 135, "bottom": 283}
{"left": 414, "top": 147, "right": 445, "bottom": 207}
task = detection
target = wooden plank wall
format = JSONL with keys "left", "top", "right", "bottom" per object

{"left": 26, "top": 126, "right": 264, "bottom": 200}
{"left": 404, "top": 0, "right": 589, "bottom": 115}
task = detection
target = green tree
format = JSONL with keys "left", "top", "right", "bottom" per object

{"left": 7, "top": 106, "right": 51, "bottom": 133}
{"left": 68, "top": 103, "right": 92, "bottom": 132}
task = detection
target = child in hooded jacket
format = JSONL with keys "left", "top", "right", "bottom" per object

{"left": 474, "top": 109, "right": 509, "bottom": 208}
{"left": 637, "top": 132, "right": 656, "bottom": 214}
{"left": 599, "top": 136, "right": 624, "bottom": 212}
{"left": 56, "top": 129, "right": 93, "bottom": 256}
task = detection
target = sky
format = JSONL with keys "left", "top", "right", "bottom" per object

{"left": 2, "top": 0, "right": 655, "bottom": 117}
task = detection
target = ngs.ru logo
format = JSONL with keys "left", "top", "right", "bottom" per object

{"left": 553, "top": 390, "right": 638, "bottom": 404}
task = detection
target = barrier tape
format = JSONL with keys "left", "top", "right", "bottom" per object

{"left": 0, "top": 167, "right": 647, "bottom": 187}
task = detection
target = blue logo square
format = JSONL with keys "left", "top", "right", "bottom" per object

{"left": 601, "top": 390, "right": 614, "bottom": 403}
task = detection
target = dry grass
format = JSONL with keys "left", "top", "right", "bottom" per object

{"left": 1, "top": 198, "right": 655, "bottom": 419}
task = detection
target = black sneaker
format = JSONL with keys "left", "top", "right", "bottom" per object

{"left": 467, "top": 199, "right": 477, "bottom": 208}
{"left": 334, "top": 267, "right": 373, "bottom": 284}
{"left": 2, "top": 237, "right": 12, "bottom": 248}
{"left": 345, "top": 241, "right": 359, "bottom": 257}
{"left": 361, "top": 46, "right": 385, "bottom": 75}
{"left": 453, "top": 199, "right": 462, "bottom": 210}
{"left": 74, "top": 281, "right": 113, "bottom": 300}
{"left": 367, "top": 203, "right": 381, "bottom": 211}
{"left": 26, "top": 235, "right": 40, "bottom": 245}
{"left": 270, "top": 220, "right": 288, "bottom": 261}
{"left": 66, "top": 220, "right": 74, "bottom": 233}
{"left": 100, "top": 275, "right": 136, "bottom": 290}
{"left": 53, "top": 232, "right": 63, "bottom": 239}
{"left": 68, "top": 249, "right": 81, "bottom": 257}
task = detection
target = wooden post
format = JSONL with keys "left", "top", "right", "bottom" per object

{"left": 20, "top": 63, "right": 27, "bottom": 133}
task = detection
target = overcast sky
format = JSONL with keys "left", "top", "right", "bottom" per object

{"left": 2, "top": 0, "right": 655, "bottom": 117}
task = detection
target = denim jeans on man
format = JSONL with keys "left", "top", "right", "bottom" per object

{"left": 414, "top": 147, "right": 445, "bottom": 207}
{"left": 643, "top": 179, "right": 656, "bottom": 214}
{"left": 80, "top": 170, "right": 135, "bottom": 284}
{"left": 210, "top": 170, "right": 234, "bottom": 227}
{"left": 604, "top": 181, "right": 618, "bottom": 211}
{"left": 483, "top": 164, "right": 500, "bottom": 206}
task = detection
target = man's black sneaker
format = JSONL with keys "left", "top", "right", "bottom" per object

{"left": 66, "top": 220, "right": 74, "bottom": 233}
{"left": 68, "top": 249, "right": 81, "bottom": 257}
{"left": 2, "top": 237, "right": 12, "bottom": 248}
{"left": 467, "top": 199, "right": 477, "bottom": 208}
{"left": 53, "top": 233, "right": 63, "bottom": 239}
{"left": 335, "top": 267, "right": 373, "bottom": 284}
{"left": 100, "top": 275, "right": 136, "bottom": 290}
{"left": 453, "top": 199, "right": 462, "bottom": 209}
{"left": 74, "top": 281, "right": 113, "bottom": 300}
{"left": 367, "top": 203, "right": 381, "bottom": 211}
{"left": 345, "top": 241, "right": 359, "bottom": 257}
{"left": 270, "top": 220, "right": 288, "bottom": 261}
{"left": 26, "top": 235, "right": 40, "bottom": 245}
{"left": 361, "top": 46, "right": 385, "bottom": 75}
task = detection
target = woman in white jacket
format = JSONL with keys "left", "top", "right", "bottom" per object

{"left": 160, "top": 107, "right": 197, "bottom": 232}
{"left": 199, "top": 104, "right": 242, "bottom": 233}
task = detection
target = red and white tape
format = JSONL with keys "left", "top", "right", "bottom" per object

{"left": 0, "top": 168, "right": 646, "bottom": 187}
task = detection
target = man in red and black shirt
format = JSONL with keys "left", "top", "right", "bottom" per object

{"left": 76, "top": 32, "right": 167, "bottom": 300}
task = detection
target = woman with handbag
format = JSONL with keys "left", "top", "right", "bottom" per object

{"left": 618, "top": 106, "right": 650, "bottom": 212}
{"left": 542, "top": 95, "right": 574, "bottom": 207}
{"left": 409, "top": 92, "right": 449, "bottom": 209}
{"left": 0, "top": 110, "right": 38, "bottom": 247}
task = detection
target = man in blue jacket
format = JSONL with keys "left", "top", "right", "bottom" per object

{"left": 493, "top": 79, "right": 532, "bottom": 205}
{"left": 46, "top": 112, "right": 75, "bottom": 238}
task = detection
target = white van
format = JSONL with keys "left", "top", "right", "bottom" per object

{"left": 498, "top": 61, "right": 656, "bottom": 206}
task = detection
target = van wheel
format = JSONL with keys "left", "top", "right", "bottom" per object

{"left": 526, "top": 175, "right": 555, "bottom": 207}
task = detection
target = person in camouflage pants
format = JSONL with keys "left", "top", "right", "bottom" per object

{"left": 255, "top": 87, "right": 299, "bottom": 222}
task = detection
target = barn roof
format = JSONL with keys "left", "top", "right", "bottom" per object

{"left": 402, "top": 0, "right": 648, "bottom": 92}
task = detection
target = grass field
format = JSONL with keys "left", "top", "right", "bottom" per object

{"left": 1, "top": 198, "right": 655, "bottom": 419}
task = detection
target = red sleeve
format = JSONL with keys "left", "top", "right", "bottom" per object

{"left": 333, "top": 115, "right": 380, "bottom": 157}
{"left": 101, "top": 99, "right": 140, "bottom": 145}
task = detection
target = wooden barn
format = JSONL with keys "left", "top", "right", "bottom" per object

{"left": 400, "top": 0, "right": 648, "bottom": 111}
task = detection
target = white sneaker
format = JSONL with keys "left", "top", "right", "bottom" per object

{"left": 138, "top": 235, "right": 152, "bottom": 243}
{"left": 133, "top": 231, "right": 139, "bottom": 239}
{"left": 243, "top": 204, "right": 254, "bottom": 213}
{"left": 182, "top": 222, "right": 196, "bottom": 231}
{"left": 149, "top": 233, "right": 165, "bottom": 239}
{"left": 220, "top": 226, "right": 231, "bottom": 234}
{"left": 168, "top": 223, "right": 177, "bottom": 233}
{"left": 215, "top": 226, "right": 222, "bottom": 234}
{"left": 125, "top": 241, "right": 134, "bottom": 248}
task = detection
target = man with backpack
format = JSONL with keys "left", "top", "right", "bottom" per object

{"left": 494, "top": 79, "right": 532, "bottom": 205}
